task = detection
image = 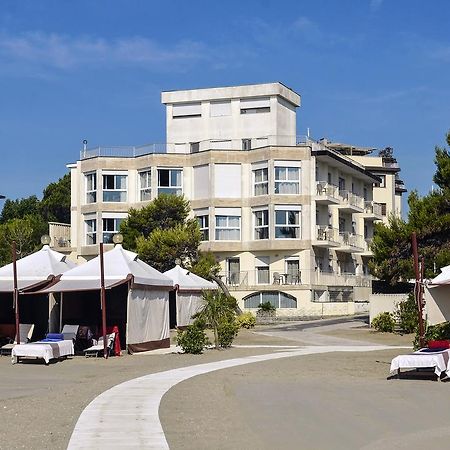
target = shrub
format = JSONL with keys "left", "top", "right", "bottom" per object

{"left": 217, "top": 318, "right": 240, "bottom": 348}
{"left": 414, "top": 321, "right": 450, "bottom": 349}
{"left": 237, "top": 312, "right": 256, "bottom": 329}
{"left": 371, "top": 312, "right": 396, "bottom": 332}
{"left": 176, "top": 320, "right": 210, "bottom": 354}
{"left": 394, "top": 293, "right": 418, "bottom": 334}
{"left": 258, "top": 301, "right": 276, "bottom": 312}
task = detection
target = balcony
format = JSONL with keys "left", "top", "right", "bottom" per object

{"left": 312, "top": 270, "right": 372, "bottom": 288}
{"left": 312, "top": 226, "right": 340, "bottom": 248}
{"left": 81, "top": 144, "right": 167, "bottom": 160}
{"left": 315, "top": 182, "right": 340, "bottom": 205}
{"left": 360, "top": 238, "right": 374, "bottom": 256}
{"left": 361, "top": 201, "right": 383, "bottom": 220}
{"left": 336, "top": 190, "right": 364, "bottom": 213}
{"left": 48, "top": 222, "right": 71, "bottom": 250}
{"left": 219, "top": 270, "right": 301, "bottom": 289}
{"left": 337, "top": 232, "right": 365, "bottom": 253}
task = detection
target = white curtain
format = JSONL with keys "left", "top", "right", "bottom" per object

{"left": 127, "top": 288, "right": 169, "bottom": 345}
{"left": 177, "top": 292, "right": 205, "bottom": 327}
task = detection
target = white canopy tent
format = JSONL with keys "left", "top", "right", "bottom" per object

{"left": 38, "top": 244, "right": 174, "bottom": 353}
{"left": 0, "top": 245, "right": 75, "bottom": 341}
{"left": 425, "top": 266, "right": 450, "bottom": 325}
{"left": 163, "top": 265, "right": 216, "bottom": 327}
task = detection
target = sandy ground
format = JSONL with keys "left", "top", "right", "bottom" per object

{"left": 0, "top": 322, "right": 419, "bottom": 450}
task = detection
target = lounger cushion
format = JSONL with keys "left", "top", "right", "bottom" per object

{"left": 428, "top": 340, "right": 450, "bottom": 349}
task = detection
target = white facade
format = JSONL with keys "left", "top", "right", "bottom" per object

{"left": 61, "top": 82, "right": 406, "bottom": 317}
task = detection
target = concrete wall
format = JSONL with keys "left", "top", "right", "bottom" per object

{"left": 369, "top": 293, "right": 408, "bottom": 324}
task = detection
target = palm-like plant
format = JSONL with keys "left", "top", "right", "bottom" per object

{"left": 196, "top": 291, "right": 235, "bottom": 349}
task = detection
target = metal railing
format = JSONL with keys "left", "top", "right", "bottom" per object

{"left": 316, "top": 182, "right": 339, "bottom": 199}
{"left": 81, "top": 143, "right": 167, "bottom": 159}
{"left": 316, "top": 226, "right": 339, "bottom": 243}
{"left": 312, "top": 270, "right": 372, "bottom": 287}
{"left": 338, "top": 232, "right": 365, "bottom": 249}
{"left": 339, "top": 190, "right": 364, "bottom": 209}
{"left": 219, "top": 270, "right": 301, "bottom": 287}
{"left": 364, "top": 201, "right": 382, "bottom": 216}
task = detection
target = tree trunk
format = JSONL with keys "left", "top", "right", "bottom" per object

{"left": 212, "top": 275, "right": 243, "bottom": 315}
{"left": 213, "top": 323, "right": 219, "bottom": 349}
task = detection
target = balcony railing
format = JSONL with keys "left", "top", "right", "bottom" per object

{"left": 338, "top": 232, "right": 365, "bottom": 249}
{"left": 339, "top": 190, "right": 364, "bottom": 209}
{"left": 219, "top": 270, "right": 301, "bottom": 287}
{"left": 316, "top": 182, "right": 339, "bottom": 199}
{"left": 48, "top": 222, "right": 71, "bottom": 248}
{"left": 81, "top": 144, "right": 167, "bottom": 159}
{"left": 313, "top": 270, "right": 372, "bottom": 287}
{"left": 316, "top": 226, "right": 339, "bottom": 243}
{"left": 364, "top": 201, "right": 382, "bottom": 216}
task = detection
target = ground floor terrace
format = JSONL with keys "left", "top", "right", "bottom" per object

{"left": 1, "top": 317, "right": 441, "bottom": 450}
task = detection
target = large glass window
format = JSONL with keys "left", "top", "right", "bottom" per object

{"left": 254, "top": 210, "right": 269, "bottom": 240}
{"left": 285, "top": 259, "right": 300, "bottom": 284}
{"left": 197, "top": 215, "right": 209, "bottom": 241}
{"left": 103, "top": 174, "right": 127, "bottom": 202}
{"left": 158, "top": 169, "right": 182, "bottom": 196}
{"left": 139, "top": 170, "right": 151, "bottom": 201}
{"left": 85, "top": 219, "right": 97, "bottom": 245}
{"left": 215, "top": 215, "right": 240, "bottom": 240}
{"left": 102, "top": 218, "right": 124, "bottom": 244}
{"left": 243, "top": 291, "right": 297, "bottom": 308}
{"left": 275, "top": 167, "right": 299, "bottom": 194}
{"left": 275, "top": 210, "right": 300, "bottom": 239}
{"left": 85, "top": 173, "right": 97, "bottom": 204}
{"left": 253, "top": 168, "right": 268, "bottom": 195}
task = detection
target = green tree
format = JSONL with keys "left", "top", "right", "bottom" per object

{"left": 41, "top": 173, "right": 71, "bottom": 223}
{"left": 433, "top": 132, "right": 450, "bottom": 190}
{"left": 0, "top": 196, "right": 41, "bottom": 224}
{"left": 120, "top": 194, "right": 190, "bottom": 251}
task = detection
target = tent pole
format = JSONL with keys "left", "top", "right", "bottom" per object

{"left": 59, "top": 292, "right": 64, "bottom": 332}
{"left": 412, "top": 232, "right": 425, "bottom": 348}
{"left": 12, "top": 241, "right": 20, "bottom": 345}
{"left": 100, "top": 243, "right": 108, "bottom": 359}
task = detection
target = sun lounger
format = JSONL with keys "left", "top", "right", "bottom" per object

{"left": 61, "top": 324, "right": 79, "bottom": 341}
{"left": 390, "top": 348, "right": 450, "bottom": 379}
{"left": 11, "top": 339, "right": 74, "bottom": 365}
{"left": 0, "top": 324, "right": 34, "bottom": 356}
{"left": 84, "top": 333, "right": 116, "bottom": 358}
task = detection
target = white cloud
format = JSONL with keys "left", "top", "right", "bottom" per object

{"left": 0, "top": 31, "right": 209, "bottom": 71}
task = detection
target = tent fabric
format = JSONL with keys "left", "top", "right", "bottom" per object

{"left": 176, "top": 292, "right": 204, "bottom": 327}
{"left": 163, "top": 265, "right": 216, "bottom": 291}
{"left": 127, "top": 288, "right": 170, "bottom": 351}
{"left": 39, "top": 245, "right": 173, "bottom": 293}
{"left": 430, "top": 265, "right": 450, "bottom": 286}
{"left": 0, "top": 245, "right": 75, "bottom": 292}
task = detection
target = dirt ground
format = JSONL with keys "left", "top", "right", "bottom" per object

{"left": 0, "top": 323, "right": 418, "bottom": 449}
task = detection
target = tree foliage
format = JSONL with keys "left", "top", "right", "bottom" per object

{"left": 41, "top": 173, "right": 71, "bottom": 223}
{"left": 370, "top": 131, "right": 450, "bottom": 283}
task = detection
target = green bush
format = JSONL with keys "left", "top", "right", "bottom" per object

{"left": 394, "top": 294, "right": 418, "bottom": 334}
{"left": 236, "top": 312, "right": 256, "bottom": 329}
{"left": 217, "top": 318, "right": 240, "bottom": 348}
{"left": 176, "top": 321, "right": 210, "bottom": 354}
{"left": 258, "top": 301, "right": 276, "bottom": 312}
{"left": 371, "top": 312, "right": 396, "bottom": 332}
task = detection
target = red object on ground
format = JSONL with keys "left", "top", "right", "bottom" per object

{"left": 428, "top": 340, "right": 450, "bottom": 349}
{"left": 106, "top": 325, "right": 121, "bottom": 356}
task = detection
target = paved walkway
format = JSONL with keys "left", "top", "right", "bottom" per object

{"left": 67, "top": 344, "right": 404, "bottom": 449}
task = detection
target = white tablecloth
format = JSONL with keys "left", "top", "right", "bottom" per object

{"left": 12, "top": 340, "right": 74, "bottom": 364}
{"left": 390, "top": 349, "right": 450, "bottom": 376}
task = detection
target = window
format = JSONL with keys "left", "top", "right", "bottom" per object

{"left": 190, "top": 142, "right": 200, "bottom": 153}
{"left": 327, "top": 172, "right": 332, "bottom": 185}
{"left": 197, "top": 215, "right": 209, "bottom": 241}
{"left": 275, "top": 167, "right": 299, "bottom": 194}
{"left": 275, "top": 209, "right": 300, "bottom": 239}
{"left": 254, "top": 210, "right": 269, "bottom": 240}
{"left": 85, "top": 219, "right": 97, "bottom": 245}
{"left": 243, "top": 291, "right": 297, "bottom": 308}
{"left": 172, "top": 102, "right": 201, "bottom": 118}
{"left": 215, "top": 215, "right": 240, "bottom": 240}
{"left": 377, "top": 175, "right": 386, "bottom": 188}
{"left": 242, "top": 139, "right": 252, "bottom": 150}
{"left": 85, "top": 173, "right": 97, "bottom": 204}
{"left": 338, "top": 177, "right": 346, "bottom": 192}
{"left": 255, "top": 257, "right": 270, "bottom": 284}
{"left": 139, "top": 170, "right": 151, "bottom": 201}
{"left": 227, "top": 258, "right": 240, "bottom": 285}
{"left": 102, "top": 218, "right": 124, "bottom": 244}
{"left": 103, "top": 174, "right": 127, "bottom": 202}
{"left": 253, "top": 168, "right": 268, "bottom": 195}
{"left": 285, "top": 259, "right": 300, "bottom": 284}
{"left": 158, "top": 169, "right": 182, "bottom": 196}
{"left": 380, "top": 203, "right": 387, "bottom": 215}
{"left": 240, "top": 97, "right": 270, "bottom": 114}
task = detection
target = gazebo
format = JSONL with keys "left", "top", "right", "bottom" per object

{"left": 164, "top": 265, "right": 216, "bottom": 328}
{"left": 38, "top": 244, "right": 174, "bottom": 353}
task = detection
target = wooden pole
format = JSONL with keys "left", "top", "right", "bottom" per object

{"left": 99, "top": 243, "right": 108, "bottom": 359}
{"left": 12, "top": 241, "right": 20, "bottom": 344}
{"left": 411, "top": 232, "right": 425, "bottom": 347}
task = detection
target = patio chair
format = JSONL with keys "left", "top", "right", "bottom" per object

{"left": 272, "top": 272, "right": 281, "bottom": 284}
{"left": 0, "top": 324, "right": 34, "bottom": 356}
{"left": 84, "top": 332, "right": 116, "bottom": 358}
{"left": 61, "top": 324, "right": 79, "bottom": 341}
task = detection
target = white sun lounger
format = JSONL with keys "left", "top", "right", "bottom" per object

{"left": 11, "top": 339, "right": 74, "bottom": 365}
{"left": 84, "top": 333, "right": 116, "bottom": 358}
{"left": 390, "top": 348, "right": 450, "bottom": 378}
{"left": 0, "top": 324, "right": 34, "bottom": 356}
{"left": 61, "top": 324, "right": 79, "bottom": 341}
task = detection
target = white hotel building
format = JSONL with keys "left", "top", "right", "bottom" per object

{"left": 57, "top": 82, "right": 405, "bottom": 317}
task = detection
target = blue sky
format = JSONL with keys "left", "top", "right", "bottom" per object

{"left": 1, "top": 0, "right": 449, "bottom": 207}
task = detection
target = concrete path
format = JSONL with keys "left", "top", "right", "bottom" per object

{"left": 67, "top": 344, "right": 404, "bottom": 449}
